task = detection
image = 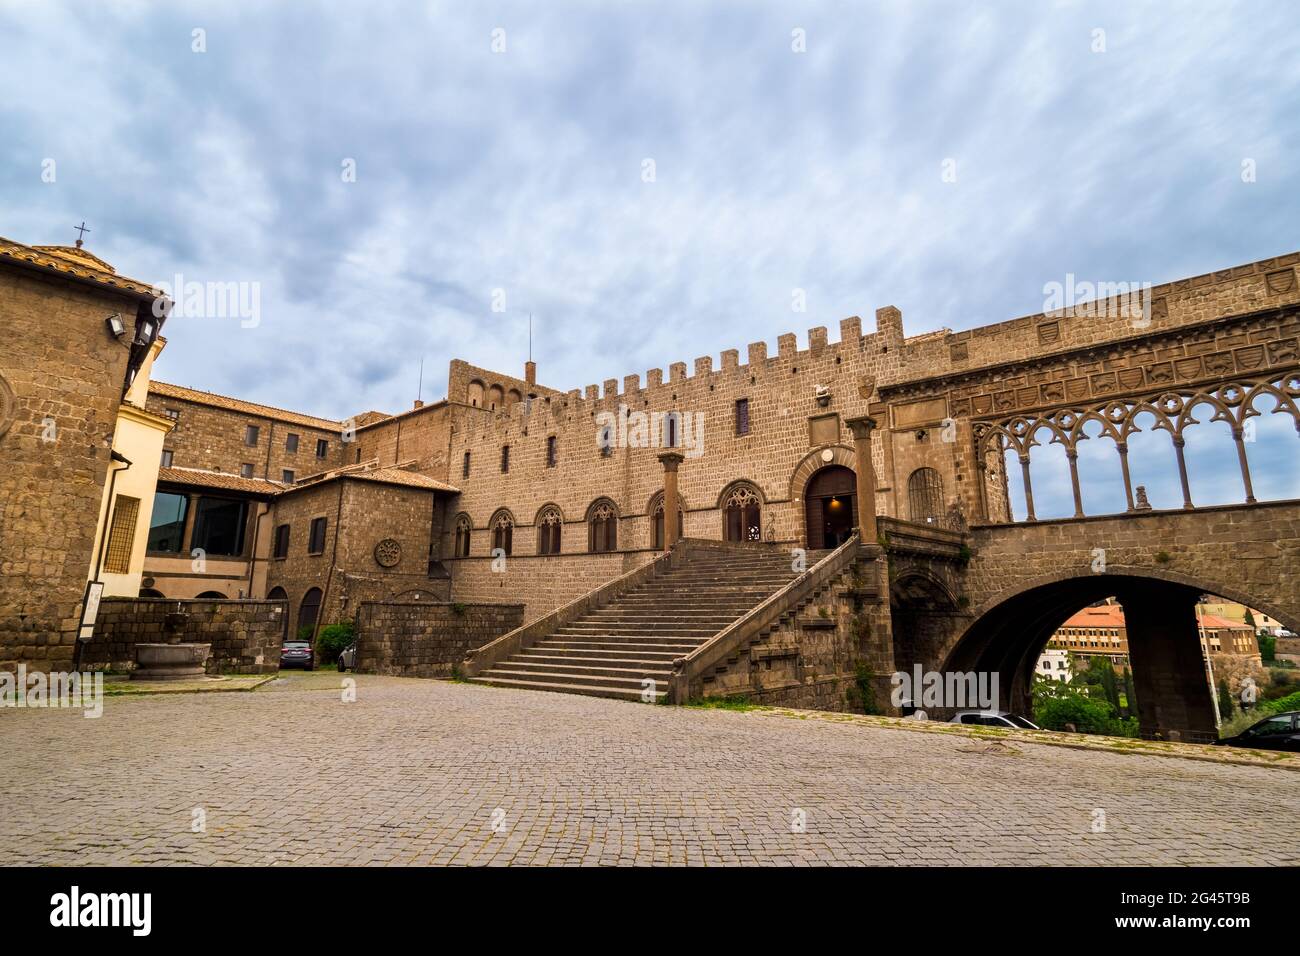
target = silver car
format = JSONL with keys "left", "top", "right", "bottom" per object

{"left": 336, "top": 641, "right": 357, "bottom": 672}
{"left": 949, "top": 710, "right": 1039, "bottom": 730}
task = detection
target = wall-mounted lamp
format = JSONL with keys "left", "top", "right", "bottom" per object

{"left": 133, "top": 316, "right": 159, "bottom": 346}
{"left": 105, "top": 313, "right": 126, "bottom": 338}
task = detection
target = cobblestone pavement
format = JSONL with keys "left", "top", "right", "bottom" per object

{"left": 3, "top": 675, "right": 1296, "bottom": 866}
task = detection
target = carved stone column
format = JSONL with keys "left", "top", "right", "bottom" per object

{"left": 657, "top": 451, "right": 685, "bottom": 550}
{"left": 844, "top": 416, "right": 879, "bottom": 541}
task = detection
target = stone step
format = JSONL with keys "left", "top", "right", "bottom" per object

{"left": 474, "top": 676, "right": 663, "bottom": 702}
{"left": 492, "top": 660, "right": 672, "bottom": 681}
{"left": 540, "top": 639, "right": 700, "bottom": 654}
{"left": 478, "top": 667, "right": 663, "bottom": 693}
{"left": 518, "top": 650, "right": 681, "bottom": 667}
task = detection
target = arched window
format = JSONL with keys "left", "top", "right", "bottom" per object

{"left": 537, "top": 506, "right": 563, "bottom": 555}
{"left": 491, "top": 510, "right": 514, "bottom": 556}
{"left": 196, "top": 591, "right": 227, "bottom": 599}
{"left": 138, "top": 588, "right": 164, "bottom": 598}
{"left": 723, "top": 483, "right": 762, "bottom": 542}
{"left": 298, "top": 587, "right": 322, "bottom": 639}
{"left": 454, "top": 514, "right": 472, "bottom": 557}
{"left": 651, "top": 493, "right": 684, "bottom": 551}
{"left": 267, "top": 586, "right": 287, "bottom": 601}
{"left": 588, "top": 499, "right": 619, "bottom": 553}
{"left": 908, "top": 467, "right": 944, "bottom": 524}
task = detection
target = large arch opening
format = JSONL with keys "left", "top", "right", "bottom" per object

{"left": 940, "top": 571, "right": 1293, "bottom": 743}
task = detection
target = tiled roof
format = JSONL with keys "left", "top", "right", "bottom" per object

{"left": 1198, "top": 613, "right": 1252, "bottom": 631}
{"left": 0, "top": 236, "right": 159, "bottom": 299}
{"left": 1060, "top": 606, "right": 1126, "bottom": 628}
{"left": 347, "top": 468, "right": 459, "bottom": 493}
{"left": 150, "top": 381, "right": 342, "bottom": 431}
{"left": 157, "top": 466, "right": 285, "bottom": 496}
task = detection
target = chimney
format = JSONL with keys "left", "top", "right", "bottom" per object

{"left": 524, "top": 360, "right": 536, "bottom": 386}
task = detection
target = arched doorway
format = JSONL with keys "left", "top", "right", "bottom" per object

{"left": 804, "top": 465, "right": 857, "bottom": 549}
{"left": 298, "top": 587, "right": 323, "bottom": 640}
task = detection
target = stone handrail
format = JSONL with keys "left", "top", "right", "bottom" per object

{"left": 668, "top": 532, "right": 866, "bottom": 703}
{"left": 462, "top": 538, "right": 739, "bottom": 678}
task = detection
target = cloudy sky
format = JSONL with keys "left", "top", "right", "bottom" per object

{"left": 3, "top": 1, "right": 1298, "bottom": 511}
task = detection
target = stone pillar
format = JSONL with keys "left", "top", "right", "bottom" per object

{"left": 1119, "top": 585, "right": 1219, "bottom": 743}
{"left": 657, "top": 451, "right": 685, "bottom": 550}
{"left": 844, "top": 416, "right": 879, "bottom": 541}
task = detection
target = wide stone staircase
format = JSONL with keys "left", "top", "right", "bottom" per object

{"left": 471, "top": 546, "right": 818, "bottom": 701}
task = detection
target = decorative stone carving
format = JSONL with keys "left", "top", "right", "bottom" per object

{"left": 374, "top": 538, "right": 402, "bottom": 568}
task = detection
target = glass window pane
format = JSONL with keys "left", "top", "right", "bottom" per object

{"left": 192, "top": 497, "right": 247, "bottom": 556}
{"left": 147, "top": 492, "right": 189, "bottom": 553}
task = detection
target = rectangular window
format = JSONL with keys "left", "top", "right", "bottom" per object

{"left": 282, "top": 469, "right": 294, "bottom": 483}
{"left": 192, "top": 496, "right": 248, "bottom": 557}
{"left": 240, "top": 463, "right": 254, "bottom": 478}
{"left": 245, "top": 424, "right": 260, "bottom": 446}
{"left": 308, "top": 516, "right": 328, "bottom": 554}
{"left": 103, "top": 495, "right": 141, "bottom": 574}
{"left": 735, "top": 398, "right": 750, "bottom": 436}
{"left": 273, "top": 523, "right": 290, "bottom": 559}
{"left": 160, "top": 449, "right": 174, "bottom": 468}
{"left": 463, "top": 451, "right": 471, "bottom": 479}
{"left": 501, "top": 445, "right": 510, "bottom": 473}
{"left": 546, "top": 435, "right": 557, "bottom": 467}
{"left": 285, "top": 433, "right": 299, "bottom": 453}
{"left": 147, "top": 492, "right": 189, "bottom": 553}
{"left": 164, "top": 408, "right": 180, "bottom": 422}
{"left": 315, "top": 438, "right": 329, "bottom": 459}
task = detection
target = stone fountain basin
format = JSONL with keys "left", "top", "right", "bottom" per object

{"left": 132, "top": 642, "right": 212, "bottom": 681}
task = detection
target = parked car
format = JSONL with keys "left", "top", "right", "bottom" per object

{"left": 1216, "top": 712, "right": 1300, "bottom": 752}
{"left": 336, "top": 642, "right": 357, "bottom": 672}
{"left": 280, "top": 641, "right": 314, "bottom": 670}
{"left": 949, "top": 710, "right": 1040, "bottom": 730}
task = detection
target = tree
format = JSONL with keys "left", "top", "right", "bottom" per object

{"left": 1122, "top": 667, "right": 1138, "bottom": 718}
{"left": 1097, "top": 660, "right": 1121, "bottom": 712}
{"left": 1244, "top": 608, "right": 1257, "bottom": 630}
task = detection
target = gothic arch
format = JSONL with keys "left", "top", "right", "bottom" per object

{"left": 714, "top": 478, "right": 766, "bottom": 510}
{"left": 788, "top": 445, "right": 856, "bottom": 502}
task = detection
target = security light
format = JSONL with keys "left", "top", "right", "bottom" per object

{"left": 105, "top": 313, "right": 126, "bottom": 338}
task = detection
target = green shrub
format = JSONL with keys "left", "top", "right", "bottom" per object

{"left": 845, "top": 661, "right": 878, "bottom": 715}
{"left": 315, "top": 621, "right": 355, "bottom": 664}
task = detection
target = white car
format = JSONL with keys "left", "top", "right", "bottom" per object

{"left": 336, "top": 642, "right": 357, "bottom": 672}
{"left": 949, "top": 710, "right": 1039, "bottom": 730}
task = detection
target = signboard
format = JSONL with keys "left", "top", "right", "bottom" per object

{"left": 78, "top": 580, "right": 105, "bottom": 640}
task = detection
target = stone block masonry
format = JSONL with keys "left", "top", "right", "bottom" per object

{"left": 355, "top": 601, "right": 526, "bottom": 678}
{"left": 82, "top": 597, "right": 288, "bottom": 674}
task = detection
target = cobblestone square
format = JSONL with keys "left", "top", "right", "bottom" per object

{"left": 1, "top": 675, "right": 1295, "bottom": 866}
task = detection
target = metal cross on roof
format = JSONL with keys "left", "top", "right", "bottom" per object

{"left": 74, "top": 221, "right": 90, "bottom": 247}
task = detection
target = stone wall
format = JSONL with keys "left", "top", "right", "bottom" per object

{"left": 83, "top": 597, "right": 287, "bottom": 673}
{"left": 0, "top": 264, "right": 136, "bottom": 671}
{"left": 701, "top": 553, "right": 896, "bottom": 713}
{"left": 355, "top": 601, "right": 526, "bottom": 678}
{"left": 265, "top": 476, "right": 449, "bottom": 637}
{"left": 448, "top": 550, "right": 652, "bottom": 624}
{"left": 146, "top": 386, "right": 347, "bottom": 482}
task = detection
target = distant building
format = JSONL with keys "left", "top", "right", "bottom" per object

{"left": 1035, "top": 645, "right": 1072, "bottom": 682}
{"left": 1198, "top": 600, "right": 1290, "bottom": 638}
{"left": 1052, "top": 605, "right": 1129, "bottom": 667}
